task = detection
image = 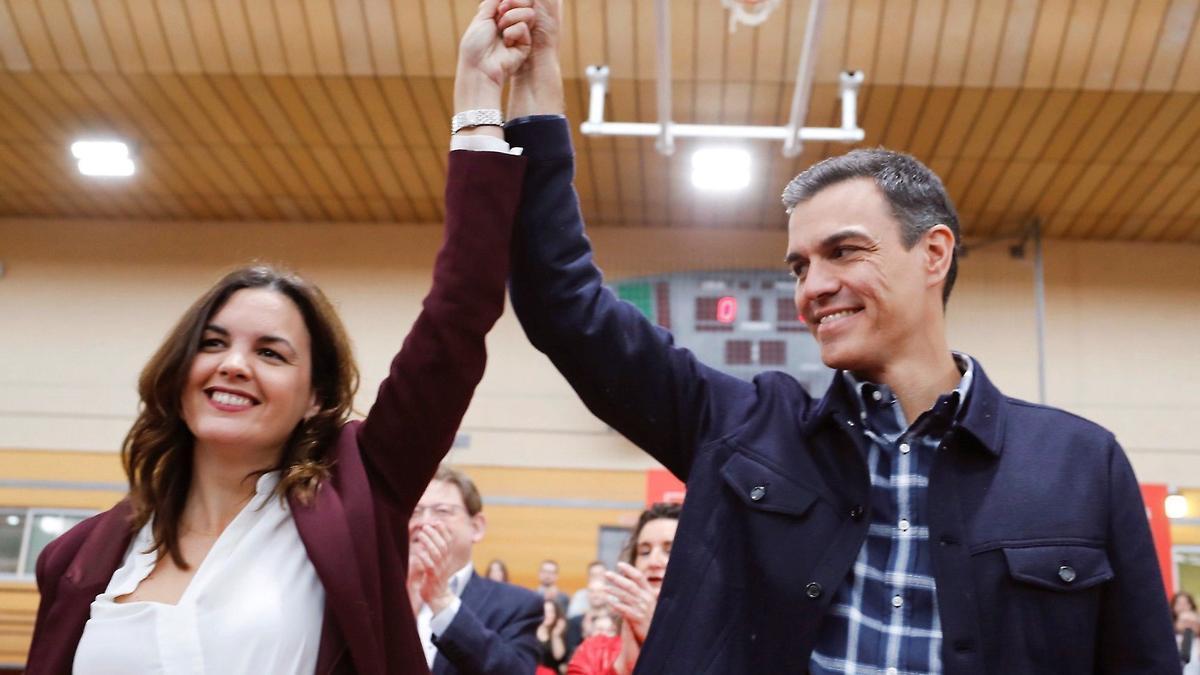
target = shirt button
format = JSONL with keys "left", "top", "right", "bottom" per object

{"left": 898, "top": 519, "right": 910, "bottom": 532}
{"left": 899, "top": 442, "right": 911, "bottom": 454}
{"left": 872, "top": 390, "right": 883, "bottom": 401}
{"left": 805, "top": 582, "right": 822, "bottom": 599}
{"left": 892, "top": 595, "right": 903, "bottom": 608}
{"left": 1058, "top": 565, "right": 1077, "bottom": 584}
{"left": 850, "top": 504, "right": 865, "bottom": 521}
{"left": 749, "top": 485, "right": 767, "bottom": 502}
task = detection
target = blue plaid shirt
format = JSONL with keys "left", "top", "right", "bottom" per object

{"left": 809, "top": 354, "right": 973, "bottom": 675}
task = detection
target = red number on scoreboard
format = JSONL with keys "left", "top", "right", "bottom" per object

{"left": 716, "top": 296, "right": 738, "bottom": 324}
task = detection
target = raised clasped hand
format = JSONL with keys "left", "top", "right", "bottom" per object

{"left": 458, "top": 0, "right": 535, "bottom": 91}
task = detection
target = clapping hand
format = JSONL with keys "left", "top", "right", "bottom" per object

{"left": 605, "top": 562, "right": 659, "bottom": 645}
{"left": 407, "top": 520, "right": 456, "bottom": 615}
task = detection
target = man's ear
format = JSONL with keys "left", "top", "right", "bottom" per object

{"left": 923, "top": 224, "right": 956, "bottom": 291}
{"left": 470, "top": 512, "right": 487, "bottom": 544}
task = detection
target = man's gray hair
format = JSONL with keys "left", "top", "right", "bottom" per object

{"left": 780, "top": 148, "right": 960, "bottom": 304}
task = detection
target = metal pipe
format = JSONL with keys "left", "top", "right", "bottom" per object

{"left": 586, "top": 65, "right": 609, "bottom": 126}
{"left": 654, "top": 0, "right": 674, "bottom": 155}
{"left": 579, "top": 120, "right": 865, "bottom": 142}
{"left": 1032, "top": 218, "right": 1047, "bottom": 404}
{"left": 782, "top": 0, "right": 826, "bottom": 157}
{"left": 840, "top": 70, "right": 864, "bottom": 130}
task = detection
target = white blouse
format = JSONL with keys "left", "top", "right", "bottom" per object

{"left": 73, "top": 472, "right": 325, "bottom": 674}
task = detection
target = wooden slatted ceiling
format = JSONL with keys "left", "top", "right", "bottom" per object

{"left": 0, "top": 0, "right": 1199, "bottom": 243}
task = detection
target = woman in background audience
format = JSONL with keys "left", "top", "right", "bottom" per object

{"left": 537, "top": 598, "right": 569, "bottom": 673}
{"left": 487, "top": 558, "right": 510, "bottom": 583}
{"left": 567, "top": 502, "right": 681, "bottom": 675}
{"left": 22, "top": 2, "right": 535, "bottom": 671}
{"left": 1175, "top": 591, "right": 1200, "bottom": 674}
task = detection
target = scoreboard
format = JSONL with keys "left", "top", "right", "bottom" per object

{"left": 612, "top": 269, "right": 834, "bottom": 396}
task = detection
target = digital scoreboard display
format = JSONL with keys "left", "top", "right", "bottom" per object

{"left": 613, "top": 269, "right": 833, "bottom": 395}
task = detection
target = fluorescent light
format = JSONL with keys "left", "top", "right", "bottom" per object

{"left": 691, "top": 147, "right": 751, "bottom": 191}
{"left": 38, "top": 516, "right": 65, "bottom": 535}
{"left": 70, "top": 139, "right": 136, "bottom": 177}
{"left": 1167, "top": 493, "right": 1189, "bottom": 519}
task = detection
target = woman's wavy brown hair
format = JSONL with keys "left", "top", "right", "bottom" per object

{"left": 123, "top": 265, "right": 359, "bottom": 568}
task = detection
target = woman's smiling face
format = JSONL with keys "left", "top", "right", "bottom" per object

{"left": 181, "top": 288, "right": 317, "bottom": 461}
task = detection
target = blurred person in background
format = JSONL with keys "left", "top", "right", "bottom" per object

{"left": 1175, "top": 591, "right": 1200, "bottom": 674}
{"left": 567, "top": 561, "right": 608, "bottom": 618}
{"left": 24, "top": 2, "right": 535, "bottom": 671}
{"left": 537, "top": 559, "right": 570, "bottom": 613}
{"left": 567, "top": 503, "right": 680, "bottom": 675}
{"left": 565, "top": 578, "right": 610, "bottom": 662}
{"left": 409, "top": 465, "right": 543, "bottom": 675}
{"left": 536, "top": 598, "right": 568, "bottom": 674}
{"left": 486, "top": 559, "right": 510, "bottom": 583}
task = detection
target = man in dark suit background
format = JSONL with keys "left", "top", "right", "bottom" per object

{"left": 408, "top": 465, "right": 543, "bottom": 675}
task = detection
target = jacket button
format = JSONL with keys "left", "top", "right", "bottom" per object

{"left": 849, "top": 504, "right": 865, "bottom": 521}
{"left": 805, "top": 582, "right": 822, "bottom": 599}
{"left": 1058, "top": 565, "right": 1077, "bottom": 583}
{"left": 749, "top": 485, "right": 767, "bottom": 501}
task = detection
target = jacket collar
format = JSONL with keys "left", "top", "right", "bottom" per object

{"left": 804, "top": 356, "right": 1006, "bottom": 457}
{"left": 290, "top": 422, "right": 383, "bottom": 674}
{"left": 459, "top": 571, "right": 489, "bottom": 608}
{"left": 64, "top": 499, "right": 135, "bottom": 593}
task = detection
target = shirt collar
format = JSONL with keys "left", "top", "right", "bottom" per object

{"left": 840, "top": 352, "right": 974, "bottom": 435}
{"left": 449, "top": 562, "right": 475, "bottom": 597}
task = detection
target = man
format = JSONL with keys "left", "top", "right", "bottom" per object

{"left": 536, "top": 559, "right": 570, "bottom": 613}
{"left": 408, "top": 465, "right": 543, "bottom": 675}
{"left": 566, "top": 560, "right": 608, "bottom": 618}
{"left": 564, "top": 577, "right": 611, "bottom": 662}
{"left": 486, "top": 0, "right": 1179, "bottom": 671}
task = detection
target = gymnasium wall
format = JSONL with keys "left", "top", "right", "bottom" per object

{"left": 1, "top": 216, "right": 1198, "bottom": 660}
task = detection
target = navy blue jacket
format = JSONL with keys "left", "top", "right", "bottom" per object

{"left": 432, "top": 572, "right": 543, "bottom": 675}
{"left": 505, "top": 117, "right": 1178, "bottom": 674}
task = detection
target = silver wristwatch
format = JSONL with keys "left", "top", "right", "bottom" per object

{"left": 451, "top": 109, "right": 504, "bottom": 135}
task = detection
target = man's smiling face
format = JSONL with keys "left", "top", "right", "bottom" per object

{"left": 785, "top": 177, "right": 931, "bottom": 379}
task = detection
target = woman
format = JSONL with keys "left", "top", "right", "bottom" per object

{"left": 1175, "top": 592, "right": 1200, "bottom": 674}
{"left": 567, "top": 503, "right": 681, "bottom": 675}
{"left": 24, "top": 2, "right": 535, "bottom": 672}
{"left": 486, "top": 558, "right": 510, "bottom": 583}
{"left": 536, "top": 598, "right": 568, "bottom": 673}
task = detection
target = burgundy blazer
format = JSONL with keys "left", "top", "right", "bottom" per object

{"left": 24, "top": 149, "right": 528, "bottom": 675}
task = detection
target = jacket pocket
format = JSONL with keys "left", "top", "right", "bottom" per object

{"left": 1002, "top": 544, "right": 1113, "bottom": 592}
{"left": 719, "top": 451, "right": 819, "bottom": 518}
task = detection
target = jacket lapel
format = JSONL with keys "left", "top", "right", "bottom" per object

{"left": 37, "top": 502, "right": 135, "bottom": 674}
{"left": 458, "top": 572, "right": 486, "bottom": 611}
{"left": 432, "top": 573, "right": 487, "bottom": 675}
{"left": 291, "top": 478, "right": 381, "bottom": 674}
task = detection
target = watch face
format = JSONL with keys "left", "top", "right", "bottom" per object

{"left": 611, "top": 269, "right": 833, "bottom": 395}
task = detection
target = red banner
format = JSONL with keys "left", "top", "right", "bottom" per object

{"left": 1140, "top": 483, "right": 1174, "bottom": 596}
{"left": 645, "top": 469, "right": 686, "bottom": 507}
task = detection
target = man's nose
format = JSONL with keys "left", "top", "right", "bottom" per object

{"left": 797, "top": 259, "right": 839, "bottom": 307}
